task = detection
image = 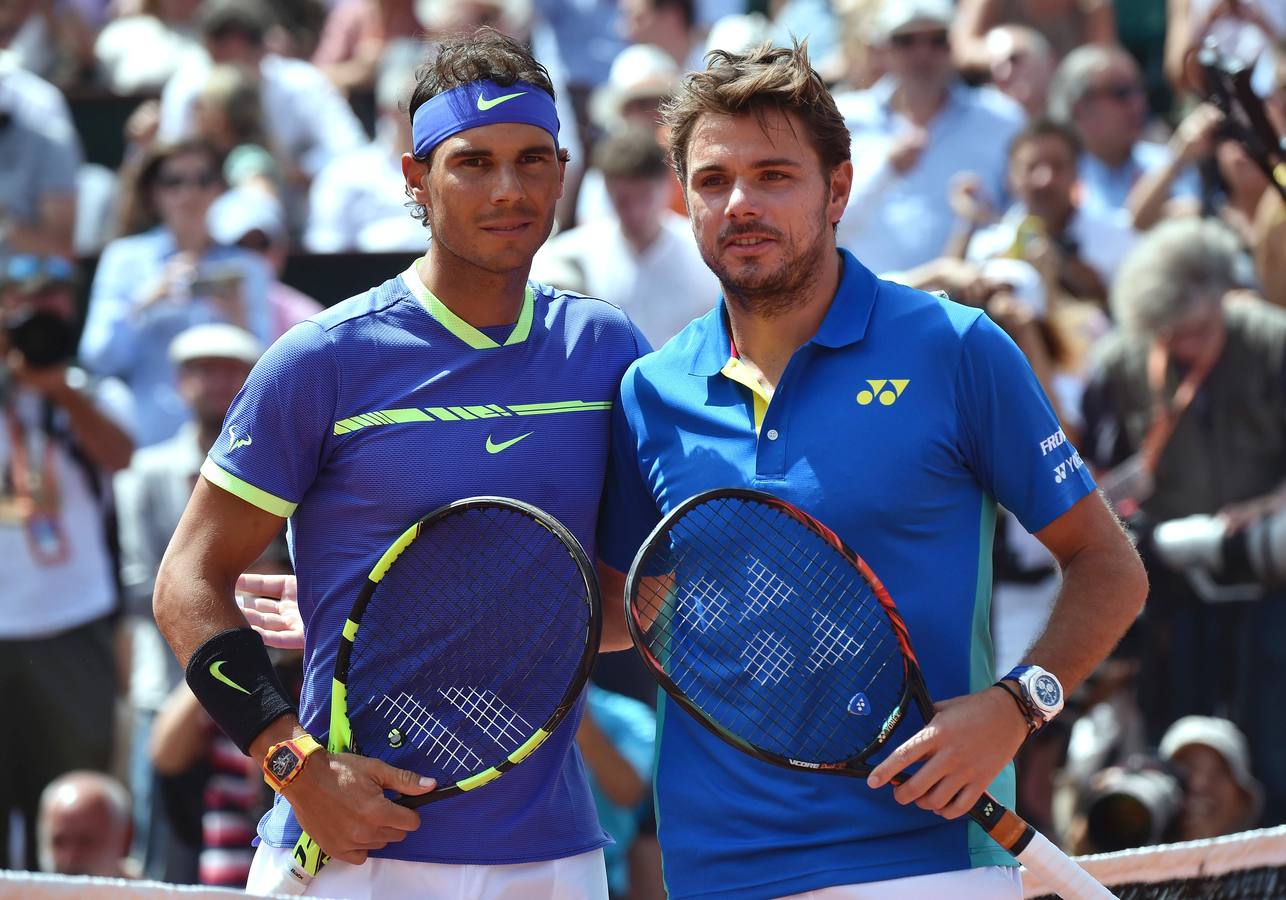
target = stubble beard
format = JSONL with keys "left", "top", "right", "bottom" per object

{"left": 707, "top": 212, "right": 834, "bottom": 320}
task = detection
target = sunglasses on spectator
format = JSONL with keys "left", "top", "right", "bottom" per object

{"left": 1087, "top": 83, "right": 1142, "bottom": 103}
{"left": 158, "top": 172, "right": 221, "bottom": 190}
{"left": 3, "top": 255, "right": 77, "bottom": 285}
{"left": 890, "top": 31, "right": 950, "bottom": 50}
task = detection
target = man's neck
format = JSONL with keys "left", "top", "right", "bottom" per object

{"left": 172, "top": 228, "right": 208, "bottom": 255}
{"left": 892, "top": 83, "right": 948, "bottom": 126}
{"left": 623, "top": 218, "right": 664, "bottom": 255}
{"left": 1087, "top": 141, "right": 1132, "bottom": 169}
{"left": 1032, "top": 203, "right": 1074, "bottom": 236}
{"left": 724, "top": 249, "right": 843, "bottom": 388}
{"left": 417, "top": 247, "right": 529, "bottom": 328}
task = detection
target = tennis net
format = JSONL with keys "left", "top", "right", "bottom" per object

{"left": 1023, "top": 825, "right": 1286, "bottom": 899}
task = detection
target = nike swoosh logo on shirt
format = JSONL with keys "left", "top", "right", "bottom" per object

{"left": 486, "top": 432, "right": 533, "bottom": 454}
{"left": 210, "top": 660, "right": 251, "bottom": 694}
{"left": 477, "top": 91, "right": 526, "bottom": 111}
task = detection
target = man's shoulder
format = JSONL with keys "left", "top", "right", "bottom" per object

{"left": 535, "top": 281, "right": 635, "bottom": 333}
{"left": 308, "top": 274, "right": 414, "bottom": 332}
{"left": 873, "top": 276, "right": 987, "bottom": 338}
{"left": 622, "top": 305, "right": 720, "bottom": 386}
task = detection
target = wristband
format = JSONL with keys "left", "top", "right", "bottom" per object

{"left": 185, "top": 627, "right": 296, "bottom": 754}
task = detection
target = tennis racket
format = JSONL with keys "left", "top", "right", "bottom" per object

{"left": 274, "top": 496, "right": 601, "bottom": 892}
{"left": 625, "top": 487, "right": 1115, "bottom": 900}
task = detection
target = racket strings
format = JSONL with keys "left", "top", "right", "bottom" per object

{"left": 345, "top": 506, "right": 591, "bottom": 781}
{"left": 633, "top": 497, "right": 907, "bottom": 764}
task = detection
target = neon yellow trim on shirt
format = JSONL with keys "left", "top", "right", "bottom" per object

{"left": 719, "top": 358, "right": 772, "bottom": 433}
{"left": 401, "top": 261, "right": 534, "bottom": 349}
{"left": 333, "top": 400, "right": 613, "bottom": 435}
{"left": 200, "top": 459, "right": 297, "bottom": 517}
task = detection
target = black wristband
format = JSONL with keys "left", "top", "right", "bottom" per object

{"left": 185, "top": 627, "right": 296, "bottom": 755}
{"left": 994, "top": 680, "right": 1039, "bottom": 734}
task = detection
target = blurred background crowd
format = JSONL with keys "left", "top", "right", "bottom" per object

{"left": 1, "top": 0, "right": 1284, "bottom": 894}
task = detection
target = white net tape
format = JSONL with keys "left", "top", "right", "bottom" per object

{"left": 1022, "top": 825, "right": 1286, "bottom": 897}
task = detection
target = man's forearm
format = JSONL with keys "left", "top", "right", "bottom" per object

{"left": 55, "top": 385, "right": 134, "bottom": 471}
{"left": 1020, "top": 537, "right": 1147, "bottom": 692}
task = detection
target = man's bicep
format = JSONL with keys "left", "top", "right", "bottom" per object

{"left": 1033, "top": 490, "right": 1129, "bottom": 569}
{"left": 154, "top": 478, "right": 287, "bottom": 662}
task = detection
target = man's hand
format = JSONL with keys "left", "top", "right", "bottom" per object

{"left": 6, "top": 352, "right": 72, "bottom": 400}
{"left": 282, "top": 751, "right": 436, "bottom": 865}
{"left": 1170, "top": 103, "right": 1223, "bottom": 164}
{"left": 888, "top": 128, "right": 929, "bottom": 175}
{"left": 866, "top": 687, "right": 1029, "bottom": 819}
{"left": 1219, "top": 487, "right": 1286, "bottom": 534}
{"left": 236, "top": 573, "right": 304, "bottom": 649}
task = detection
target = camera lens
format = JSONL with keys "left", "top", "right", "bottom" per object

{"left": 5, "top": 310, "right": 77, "bottom": 368}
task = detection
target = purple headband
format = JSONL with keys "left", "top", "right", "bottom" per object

{"left": 412, "top": 79, "right": 561, "bottom": 158}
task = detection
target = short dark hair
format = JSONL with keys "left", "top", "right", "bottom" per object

{"left": 408, "top": 27, "right": 557, "bottom": 164}
{"left": 199, "top": 0, "right": 273, "bottom": 43}
{"left": 593, "top": 127, "right": 670, "bottom": 180}
{"left": 1008, "top": 117, "right": 1082, "bottom": 162}
{"left": 118, "top": 140, "right": 225, "bottom": 236}
{"left": 405, "top": 28, "right": 562, "bottom": 230}
{"left": 662, "top": 41, "right": 851, "bottom": 187}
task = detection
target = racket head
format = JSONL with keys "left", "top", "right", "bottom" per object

{"left": 331, "top": 496, "right": 601, "bottom": 807}
{"left": 626, "top": 487, "right": 932, "bottom": 777}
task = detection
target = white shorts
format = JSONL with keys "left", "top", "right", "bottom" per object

{"left": 777, "top": 865, "right": 1023, "bottom": 899}
{"left": 245, "top": 842, "right": 608, "bottom": 899}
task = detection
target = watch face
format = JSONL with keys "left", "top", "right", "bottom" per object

{"left": 1034, "top": 674, "right": 1061, "bottom": 708}
{"left": 268, "top": 747, "right": 298, "bottom": 780}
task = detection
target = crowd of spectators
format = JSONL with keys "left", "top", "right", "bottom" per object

{"left": 1, "top": 0, "right": 1284, "bottom": 894}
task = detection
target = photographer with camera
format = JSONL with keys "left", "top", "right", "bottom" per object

{"left": 1082, "top": 217, "right": 1286, "bottom": 828}
{"left": 1160, "top": 715, "right": 1263, "bottom": 841}
{"left": 0, "top": 253, "right": 136, "bottom": 870}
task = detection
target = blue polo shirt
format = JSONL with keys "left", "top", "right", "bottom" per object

{"left": 203, "top": 263, "right": 647, "bottom": 864}
{"left": 599, "top": 250, "right": 1095, "bottom": 898}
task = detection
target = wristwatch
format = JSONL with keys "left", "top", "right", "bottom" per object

{"left": 1001, "top": 665, "right": 1065, "bottom": 729}
{"left": 263, "top": 733, "right": 323, "bottom": 793}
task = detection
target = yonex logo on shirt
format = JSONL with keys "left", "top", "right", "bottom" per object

{"left": 855, "top": 379, "right": 909, "bottom": 406}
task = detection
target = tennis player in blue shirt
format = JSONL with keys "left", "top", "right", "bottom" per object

{"left": 153, "top": 29, "right": 646, "bottom": 898}
{"left": 591, "top": 43, "right": 1148, "bottom": 899}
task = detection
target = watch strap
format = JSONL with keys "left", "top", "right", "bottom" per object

{"left": 263, "top": 733, "right": 323, "bottom": 792}
{"left": 994, "top": 679, "right": 1041, "bottom": 734}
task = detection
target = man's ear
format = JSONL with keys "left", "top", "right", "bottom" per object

{"left": 402, "top": 153, "right": 431, "bottom": 211}
{"left": 828, "top": 160, "right": 854, "bottom": 227}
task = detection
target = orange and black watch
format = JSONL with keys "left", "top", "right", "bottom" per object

{"left": 263, "top": 733, "right": 323, "bottom": 793}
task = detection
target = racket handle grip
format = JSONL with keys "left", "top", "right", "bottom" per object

{"left": 1014, "top": 830, "right": 1118, "bottom": 900}
{"left": 968, "top": 793, "right": 1115, "bottom": 900}
{"left": 260, "top": 833, "right": 325, "bottom": 895}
